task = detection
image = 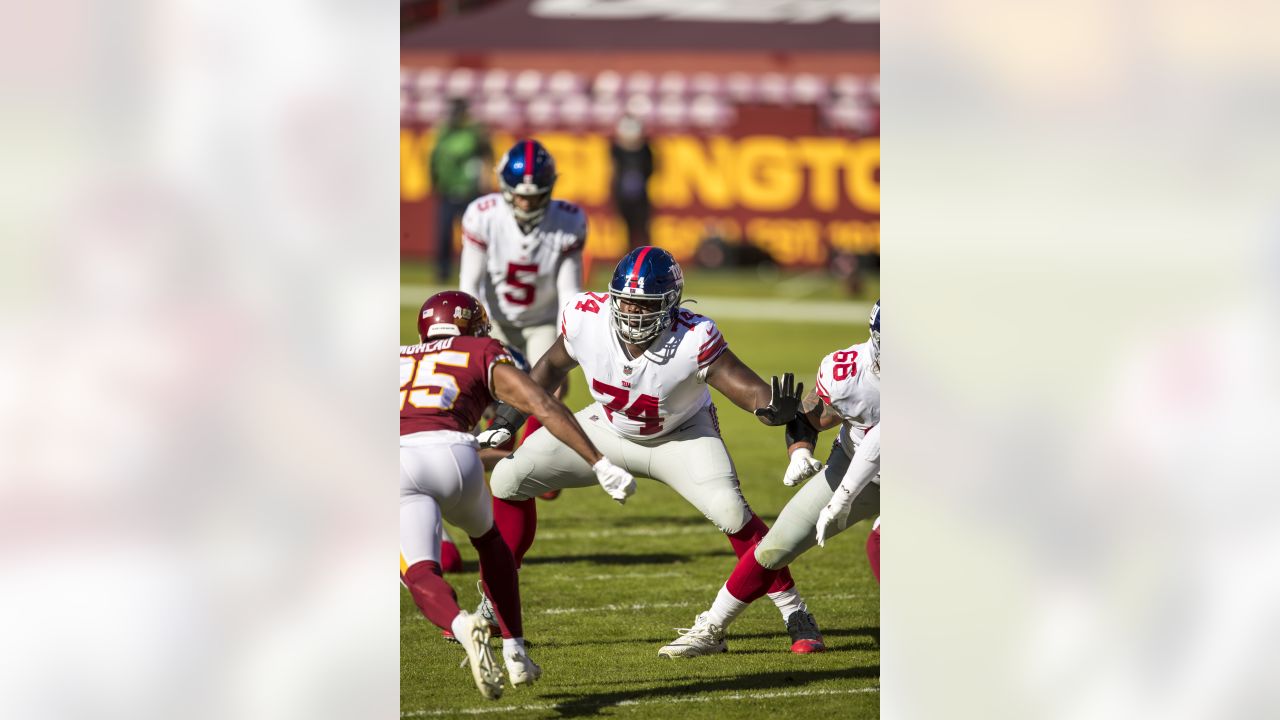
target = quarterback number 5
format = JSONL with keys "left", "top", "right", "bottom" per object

{"left": 592, "top": 379, "right": 662, "bottom": 435}
{"left": 400, "top": 351, "right": 471, "bottom": 410}
{"left": 503, "top": 262, "right": 539, "bottom": 306}
{"left": 831, "top": 350, "right": 858, "bottom": 381}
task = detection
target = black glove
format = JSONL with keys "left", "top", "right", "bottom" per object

{"left": 754, "top": 372, "right": 803, "bottom": 426}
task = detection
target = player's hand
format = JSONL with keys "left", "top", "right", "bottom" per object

{"left": 476, "top": 426, "right": 513, "bottom": 448}
{"left": 592, "top": 457, "right": 636, "bottom": 505}
{"left": 477, "top": 403, "right": 527, "bottom": 448}
{"left": 783, "top": 448, "right": 824, "bottom": 486}
{"left": 754, "top": 373, "right": 802, "bottom": 426}
{"left": 816, "top": 485, "right": 856, "bottom": 547}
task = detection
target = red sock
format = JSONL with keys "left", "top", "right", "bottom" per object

{"left": 726, "top": 514, "right": 796, "bottom": 594}
{"left": 439, "top": 541, "right": 462, "bottom": 574}
{"left": 401, "top": 560, "right": 461, "bottom": 631}
{"left": 492, "top": 497, "right": 537, "bottom": 568}
{"left": 520, "top": 416, "right": 543, "bottom": 444}
{"left": 470, "top": 525, "right": 522, "bottom": 639}
{"left": 866, "top": 525, "right": 880, "bottom": 583}
{"left": 725, "top": 549, "right": 778, "bottom": 604}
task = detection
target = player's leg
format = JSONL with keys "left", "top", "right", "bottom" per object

{"left": 400, "top": 445, "right": 504, "bottom": 698}
{"left": 648, "top": 407, "right": 815, "bottom": 654}
{"left": 489, "top": 405, "right": 621, "bottom": 565}
{"left": 439, "top": 526, "right": 463, "bottom": 574}
{"left": 755, "top": 442, "right": 880, "bottom": 572}
{"left": 519, "top": 324, "right": 563, "bottom": 499}
{"left": 442, "top": 442, "right": 541, "bottom": 687}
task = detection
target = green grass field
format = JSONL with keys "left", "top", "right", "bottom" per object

{"left": 401, "top": 263, "right": 879, "bottom": 718}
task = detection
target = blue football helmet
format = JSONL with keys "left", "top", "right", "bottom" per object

{"left": 497, "top": 139, "right": 557, "bottom": 226}
{"left": 609, "top": 246, "right": 684, "bottom": 344}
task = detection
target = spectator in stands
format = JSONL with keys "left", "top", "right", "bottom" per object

{"left": 429, "top": 98, "right": 492, "bottom": 282}
{"left": 609, "top": 115, "right": 655, "bottom": 251}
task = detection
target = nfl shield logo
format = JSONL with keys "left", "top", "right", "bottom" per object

{"left": 623, "top": 366, "right": 633, "bottom": 375}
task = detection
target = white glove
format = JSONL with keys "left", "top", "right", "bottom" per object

{"left": 815, "top": 486, "right": 855, "bottom": 547}
{"left": 592, "top": 458, "right": 636, "bottom": 505}
{"left": 476, "top": 426, "right": 513, "bottom": 448}
{"left": 783, "top": 448, "right": 823, "bottom": 486}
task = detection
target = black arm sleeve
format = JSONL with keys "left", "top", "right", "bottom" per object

{"left": 784, "top": 412, "right": 819, "bottom": 448}
{"left": 490, "top": 402, "right": 529, "bottom": 433}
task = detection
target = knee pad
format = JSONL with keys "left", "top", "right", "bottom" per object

{"left": 753, "top": 543, "right": 795, "bottom": 571}
{"left": 711, "top": 497, "right": 754, "bottom": 536}
{"left": 488, "top": 455, "right": 529, "bottom": 501}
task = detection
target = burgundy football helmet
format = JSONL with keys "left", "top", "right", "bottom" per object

{"left": 417, "top": 291, "right": 491, "bottom": 339}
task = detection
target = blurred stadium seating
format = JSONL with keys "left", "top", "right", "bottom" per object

{"left": 401, "top": 67, "right": 879, "bottom": 134}
{"left": 400, "top": 0, "right": 880, "bottom": 275}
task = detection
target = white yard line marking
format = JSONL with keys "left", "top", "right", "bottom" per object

{"left": 401, "top": 685, "right": 879, "bottom": 717}
{"left": 536, "top": 525, "right": 718, "bottom": 541}
{"left": 401, "top": 284, "right": 863, "bottom": 325}
{"left": 407, "top": 593, "right": 870, "bottom": 622}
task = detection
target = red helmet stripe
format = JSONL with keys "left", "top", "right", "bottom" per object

{"left": 628, "top": 246, "right": 653, "bottom": 289}
{"left": 523, "top": 140, "right": 535, "bottom": 182}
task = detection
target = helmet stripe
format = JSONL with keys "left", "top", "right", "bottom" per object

{"left": 628, "top": 246, "right": 653, "bottom": 289}
{"left": 523, "top": 140, "right": 535, "bottom": 182}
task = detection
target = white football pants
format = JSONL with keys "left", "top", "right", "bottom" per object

{"left": 489, "top": 403, "right": 755, "bottom": 534}
{"left": 754, "top": 437, "right": 880, "bottom": 570}
{"left": 399, "top": 430, "right": 492, "bottom": 569}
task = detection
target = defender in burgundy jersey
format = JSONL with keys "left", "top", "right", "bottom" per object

{"left": 399, "top": 291, "right": 635, "bottom": 698}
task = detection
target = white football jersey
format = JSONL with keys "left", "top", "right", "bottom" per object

{"left": 814, "top": 339, "right": 880, "bottom": 457}
{"left": 461, "top": 194, "right": 587, "bottom": 328}
{"left": 560, "top": 293, "right": 728, "bottom": 440}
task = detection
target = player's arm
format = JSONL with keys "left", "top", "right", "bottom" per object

{"left": 816, "top": 424, "right": 881, "bottom": 546}
{"left": 529, "top": 335, "right": 579, "bottom": 393}
{"left": 556, "top": 251, "right": 584, "bottom": 312}
{"left": 459, "top": 241, "right": 485, "bottom": 299}
{"left": 778, "top": 385, "right": 846, "bottom": 486}
{"left": 489, "top": 362, "right": 635, "bottom": 503}
{"left": 478, "top": 336, "right": 579, "bottom": 447}
{"left": 704, "top": 350, "right": 802, "bottom": 426}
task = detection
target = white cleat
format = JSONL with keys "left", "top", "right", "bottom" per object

{"left": 457, "top": 611, "right": 504, "bottom": 700}
{"left": 658, "top": 612, "right": 728, "bottom": 658}
{"left": 504, "top": 646, "right": 543, "bottom": 687}
{"left": 475, "top": 581, "right": 501, "bottom": 635}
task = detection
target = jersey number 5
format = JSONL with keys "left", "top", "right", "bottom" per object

{"left": 831, "top": 350, "right": 858, "bottom": 381}
{"left": 592, "top": 379, "right": 662, "bottom": 435}
{"left": 503, "top": 262, "right": 539, "bottom": 306}
{"left": 400, "top": 351, "right": 471, "bottom": 410}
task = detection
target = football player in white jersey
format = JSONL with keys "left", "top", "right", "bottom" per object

{"left": 458, "top": 139, "right": 584, "bottom": 371}
{"left": 478, "top": 246, "right": 830, "bottom": 654}
{"left": 658, "top": 300, "right": 881, "bottom": 658}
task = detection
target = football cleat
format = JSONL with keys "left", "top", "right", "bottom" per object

{"left": 785, "top": 611, "right": 827, "bottom": 654}
{"left": 657, "top": 612, "right": 728, "bottom": 658}
{"left": 475, "top": 581, "right": 501, "bottom": 635}
{"left": 503, "top": 645, "right": 543, "bottom": 687}
{"left": 456, "top": 611, "right": 504, "bottom": 700}
{"left": 441, "top": 628, "right": 459, "bottom": 644}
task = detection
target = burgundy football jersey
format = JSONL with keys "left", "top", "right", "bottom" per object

{"left": 400, "top": 335, "right": 515, "bottom": 435}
